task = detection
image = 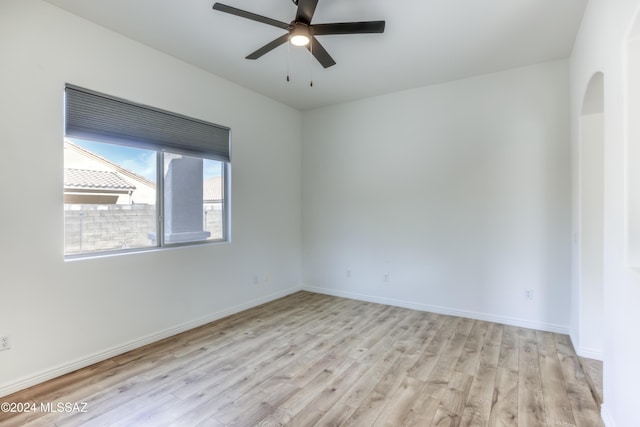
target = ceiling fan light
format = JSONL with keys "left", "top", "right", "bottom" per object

{"left": 290, "top": 33, "right": 310, "bottom": 47}
{"left": 289, "top": 23, "right": 310, "bottom": 46}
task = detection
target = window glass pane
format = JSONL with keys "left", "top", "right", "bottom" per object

{"left": 64, "top": 139, "right": 157, "bottom": 255}
{"left": 163, "top": 153, "right": 225, "bottom": 244}
{"left": 204, "top": 159, "right": 225, "bottom": 241}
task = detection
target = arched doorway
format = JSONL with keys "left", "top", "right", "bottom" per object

{"left": 578, "top": 72, "right": 604, "bottom": 407}
{"left": 579, "top": 72, "right": 604, "bottom": 360}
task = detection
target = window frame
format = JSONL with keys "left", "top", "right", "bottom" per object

{"left": 154, "top": 151, "right": 231, "bottom": 249}
{"left": 63, "top": 85, "right": 231, "bottom": 259}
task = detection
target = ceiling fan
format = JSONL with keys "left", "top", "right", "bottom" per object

{"left": 212, "top": 0, "right": 385, "bottom": 68}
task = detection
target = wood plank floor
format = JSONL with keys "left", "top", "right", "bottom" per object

{"left": 578, "top": 357, "right": 603, "bottom": 410}
{"left": 0, "top": 292, "right": 603, "bottom": 427}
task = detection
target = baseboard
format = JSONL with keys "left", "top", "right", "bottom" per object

{"left": 601, "top": 403, "right": 616, "bottom": 427}
{"left": 576, "top": 346, "right": 604, "bottom": 361}
{"left": 568, "top": 330, "right": 604, "bottom": 361}
{"left": 303, "top": 285, "right": 570, "bottom": 334}
{"left": 0, "top": 285, "right": 302, "bottom": 398}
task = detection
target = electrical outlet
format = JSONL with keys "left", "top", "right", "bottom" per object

{"left": 0, "top": 336, "right": 10, "bottom": 351}
{"left": 383, "top": 273, "right": 390, "bottom": 283}
{"left": 346, "top": 269, "right": 352, "bottom": 278}
{"left": 525, "top": 289, "right": 534, "bottom": 300}
{"left": 253, "top": 274, "right": 260, "bottom": 285}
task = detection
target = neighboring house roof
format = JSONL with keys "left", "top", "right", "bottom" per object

{"left": 64, "top": 140, "right": 156, "bottom": 189}
{"left": 64, "top": 168, "right": 136, "bottom": 191}
{"left": 64, "top": 139, "right": 157, "bottom": 204}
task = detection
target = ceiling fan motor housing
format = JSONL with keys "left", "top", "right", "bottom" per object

{"left": 289, "top": 22, "right": 311, "bottom": 46}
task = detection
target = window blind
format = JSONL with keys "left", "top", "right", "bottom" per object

{"left": 65, "top": 84, "right": 230, "bottom": 162}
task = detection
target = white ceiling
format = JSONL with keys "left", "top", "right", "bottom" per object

{"left": 44, "top": 0, "right": 587, "bottom": 110}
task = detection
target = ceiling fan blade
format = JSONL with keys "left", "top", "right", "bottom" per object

{"left": 213, "top": 3, "right": 289, "bottom": 30}
{"left": 308, "top": 37, "right": 336, "bottom": 68}
{"left": 295, "top": 0, "right": 319, "bottom": 25}
{"left": 246, "top": 34, "right": 290, "bottom": 60}
{"left": 312, "top": 21, "right": 386, "bottom": 35}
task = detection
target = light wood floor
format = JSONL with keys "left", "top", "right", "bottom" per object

{"left": 0, "top": 292, "right": 603, "bottom": 426}
{"left": 578, "top": 357, "right": 603, "bottom": 410}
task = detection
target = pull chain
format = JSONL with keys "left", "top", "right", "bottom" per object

{"left": 286, "top": 41, "right": 291, "bottom": 82}
{"left": 309, "top": 40, "right": 313, "bottom": 87}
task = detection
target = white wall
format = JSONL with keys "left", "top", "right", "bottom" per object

{"left": 578, "top": 112, "right": 604, "bottom": 358}
{"left": 627, "top": 30, "right": 640, "bottom": 268}
{"left": 302, "top": 60, "right": 571, "bottom": 332}
{"left": 570, "top": 0, "right": 640, "bottom": 425}
{"left": 0, "top": 0, "right": 302, "bottom": 395}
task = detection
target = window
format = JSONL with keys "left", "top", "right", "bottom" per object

{"left": 64, "top": 85, "right": 230, "bottom": 258}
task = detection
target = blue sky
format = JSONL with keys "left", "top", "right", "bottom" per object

{"left": 71, "top": 138, "right": 222, "bottom": 182}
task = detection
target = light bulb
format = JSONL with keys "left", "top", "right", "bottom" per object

{"left": 290, "top": 34, "right": 310, "bottom": 47}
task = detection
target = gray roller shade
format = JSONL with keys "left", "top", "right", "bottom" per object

{"left": 65, "top": 84, "right": 230, "bottom": 162}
